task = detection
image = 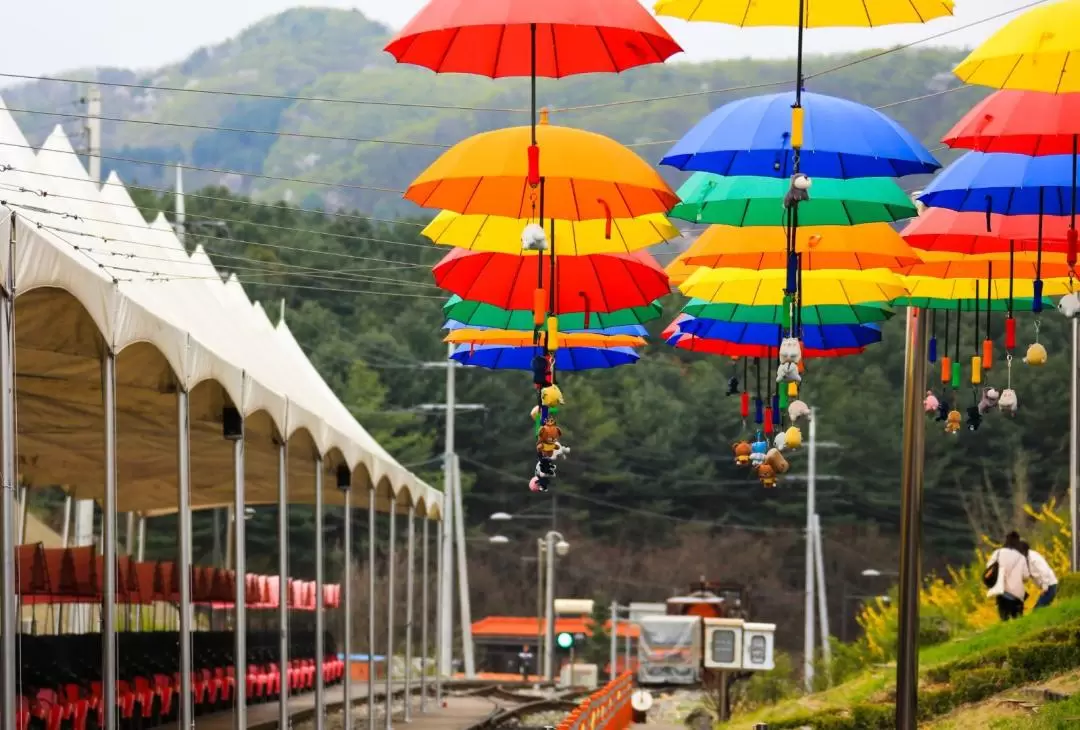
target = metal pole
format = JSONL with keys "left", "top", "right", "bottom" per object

{"left": 102, "top": 352, "right": 118, "bottom": 730}
{"left": 624, "top": 632, "right": 630, "bottom": 670}
{"left": 1072, "top": 318, "right": 1079, "bottom": 571}
{"left": 544, "top": 532, "right": 556, "bottom": 683}
{"left": 233, "top": 420, "right": 247, "bottom": 730}
{"left": 343, "top": 484, "right": 354, "bottom": 730}
{"left": 177, "top": 390, "right": 193, "bottom": 730}
{"left": 86, "top": 85, "right": 102, "bottom": 183}
{"left": 16, "top": 487, "right": 26, "bottom": 545}
{"left": 812, "top": 514, "right": 831, "bottom": 672}
{"left": 609, "top": 602, "right": 618, "bottom": 681}
{"left": 125, "top": 512, "right": 135, "bottom": 555}
{"left": 452, "top": 455, "right": 475, "bottom": 677}
{"left": 420, "top": 516, "right": 429, "bottom": 712}
{"left": 136, "top": 517, "right": 146, "bottom": 561}
{"left": 368, "top": 488, "right": 376, "bottom": 730}
{"left": 896, "top": 307, "right": 929, "bottom": 730}
{"left": 61, "top": 496, "right": 72, "bottom": 546}
{"left": 315, "top": 457, "right": 326, "bottom": 730}
{"left": 440, "top": 345, "right": 455, "bottom": 679}
{"left": 225, "top": 504, "right": 235, "bottom": 570}
{"left": 278, "top": 442, "right": 290, "bottom": 730}
{"left": 803, "top": 409, "right": 817, "bottom": 692}
{"left": 386, "top": 496, "right": 397, "bottom": 730}
{"left": 434, "top": 517, "right": 443, "bottom": 706}
{"left": 536, "top": 539, "right": 544, "bottom": 678}
{"left": 404, "top": 505, "right": 415, "bottom": 722}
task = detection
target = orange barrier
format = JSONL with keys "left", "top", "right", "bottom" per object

{"left": 557, "top": 672, "right": 634, "bottom": 730}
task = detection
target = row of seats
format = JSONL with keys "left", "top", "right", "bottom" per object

{"left": 17, "top": 630, "right": 343, "bottom": 730}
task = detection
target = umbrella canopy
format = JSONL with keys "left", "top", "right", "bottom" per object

{"left": 901, "top": 207, "right": 1073, "bottom": 254}
{"left": 444, "top": 295, "right": 664, "bottom": 328}
{"left": 664, "top": 249, "right": 702, "bottom": 288}
{"left": 676, "top": 318, "right": 883, "bottom": 349}
{"left": 406, "top": 122, "right": 678, "bottom": 220}
{"left": 444, "top": 319, "right": 648, "bottom": 337}
{"left": 445, "top": 329, "right": 646, "bottom": 348}
{"left": 918, "top": 151, "right": 1079, "bottom": 216}
{"left": 666, "top": 332, "right": 865, "bottom": 359}
{"left": 384, "top": 0, "right": 681, "bottom": 77}
{"left": 451, "top": 344, "right": 640, "bottom": 370}
{"left": 894, "top": 297, "right": 1035, "bottom": 311}
{"left": 682, "top": 299, "right": 896, "bottom": 325}
{"left": 660, "top": 91, "right": 940, "bottom": 179}
{"left": 433, "top": 248, "right": 670, "bottom": 312}
{"left": 669, "top": 174, "right": 917, "bottom": 226}
{"left": 680, "top": 223, "right": 920, "bottom": 270}
{"left": 680, "top": 267, "right": 908, "bottom": 305}
{"left": 900, "top": 276, "right": 1076, "bottom": 302}
{"left": 422, "top": 210, "right": 679, "bottom": 255}
{"left": 653, "top": 0, "right": 953, "bottom": 26}
{"left": 903, "top": 251, "right": 1080, "bottom": 280}
{"left": 953, "top": 0, "right": 1080, "bottom": 94}
{"left": 942, "top": 90, "right": 1080, "bottom": 156}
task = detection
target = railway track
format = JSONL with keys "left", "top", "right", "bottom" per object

{"left": 452, "top": 684, "right": 588, "bottom": 730}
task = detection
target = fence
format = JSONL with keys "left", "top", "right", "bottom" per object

{"left": 556, "top": 672, "right": 634, "bottom": 730}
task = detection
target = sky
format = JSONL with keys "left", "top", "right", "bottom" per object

{"left": 0, "top": 0, "right": 1030, "bottom": 80}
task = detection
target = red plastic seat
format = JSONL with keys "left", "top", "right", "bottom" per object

{"left": 62, "top": 685, "right": 91, "bottom": 730}
{"left": 16, "top": 696, "right": 30, "bottom": 730}
{"left": 134, "top": 677, "right": 156, "bottom": 719}
{"left": 288, "top": 661, "right": 301, "bottom": 691}
{"left": 116, "top": 680, "right": 136, "bottom": 720}
{"left": 266, "top": 663, "right": 282, "bottom": 696}
{"left": 155, "top": 674, "right": 174, "bottom": 718}
{"left": 32, "top": 689, "right": 65, "bottom": 730}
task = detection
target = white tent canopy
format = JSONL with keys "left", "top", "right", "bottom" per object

{"left": 0, "top": 95, "right": 441, "bottom": 519}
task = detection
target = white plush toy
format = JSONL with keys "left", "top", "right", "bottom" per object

{"left": 777, "top": 361, "right": 801, "bottom": 383}
{"left": 779, "top": 337, "right": 802, "bottom": 364}
{"left": 551, "top": 442, "right": 570, "bottom": 460}
{"left": 978, "top": 387, "right": 1001, "bottom": 415}
{"left": 998, "top": 388, "right": 1018, "bottom": 416}
{"left": 521, "top": 222, "right": 549, "bottom": 251}
{"left": 1058, "top": 292, "right": 1080, "bottom": 319}
{"left": 773, "top": 432, "right": 787, "bottom": 451}
{"left": 787, "top": 399, "right": 811, "bottom": 421}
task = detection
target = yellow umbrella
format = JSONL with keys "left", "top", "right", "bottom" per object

{"left": 680, "top": 267, "right": 907, "bottom": 306}
{"left": 681, "top": 223, "right": 921, "bottom": 271}
{"left": 904, "top": 250, "right": 1080, "bottom": 279}
{"left": 444, "top": 330, "right": 645, "bottom": 348}
{"left": 901, "top": 276, "right": 1075, "bottom": 301}
{"left": 954, "top": 0, "right": 1080, "bottom": 93}
{"left": 654, "top": 0, "right": 954, "bottom": 26}
{"left": 422, "top": 210, "right": 680, "bottom": 256}
{"left": 406, "top": 115, "right": 678, "bottom": 221}
{"left": 665, "top": 250, "right": 703, "bottom": 288}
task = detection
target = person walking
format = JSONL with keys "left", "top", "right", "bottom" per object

{"left": 517, "top": 644, "right": 534, "bottom": 680}
{"left": 985, "top": 531, "right": 1030, "bottom": 621}
{"left": 1019, "top": 540, "right": 1059, "bottom": 609}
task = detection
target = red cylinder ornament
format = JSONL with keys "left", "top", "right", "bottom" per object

{"left": 527, "top": 144, "right": 540, "bottom": 188}
{"left": 1005, "top": 317, "right": 1016, "bottom": 351}
{"left": 763, "top": 408, "right": 774, "bottom": 434}
{"left": 740, "top": 392, "right": 750, "bottom": 418}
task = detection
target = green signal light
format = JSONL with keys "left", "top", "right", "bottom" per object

{"left": 556, "top": 632, "right": 574, "bottom": 649}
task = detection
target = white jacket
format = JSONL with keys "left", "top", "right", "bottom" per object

{"left": 1027, "top": 550, "right": 1058, "bottom": 590}
{"left": 987, "top": 547, "right": 1029, "bottom": 600}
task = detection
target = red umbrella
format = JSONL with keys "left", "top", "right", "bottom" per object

{"left": 901, "top": 207, "right": 1073, "bottom": 254}
{"left": 433, "top": 248, "right": 669, "bottom": 313}
{"left": 943, "top": 90, "right": 1080, "bottom": 156}
{"left": 667, "top": 333, "right": 864, "bottom": 359}
{"left": 384, "top": 0, "right": 681, "bottom": 78}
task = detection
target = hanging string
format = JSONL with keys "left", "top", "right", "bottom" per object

{"left": 740, "top": 358, "right": 750, "bottom": 422}
{"left": 971, "top": 281, "right": 983, "bottom": 387}
{"left": 952, "top": 299, "right": 962, "bottom": 391}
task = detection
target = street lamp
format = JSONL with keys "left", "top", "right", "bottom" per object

{"left": 540, "top": 531, "right": 569, "bottom": 682}
{"left": 488, "top": 535, "right": 510, "bottom": 545}
{"left": 490, "top": 512, "right": 512, "bottom": 521}
{"left": 862, "top": 569, "right": 899, "bottom": 578}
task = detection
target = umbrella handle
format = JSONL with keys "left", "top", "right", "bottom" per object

{"left": 597, "top": 199, "right": 612, "bottom": 240}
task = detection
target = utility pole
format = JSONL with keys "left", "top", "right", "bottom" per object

{"left": 175, "top": 164, "right": 186, "bottom": 245}
{"left": 803, "top": 410, "right": 817, "bottom": 693}
{"left": 86, "top": 85, "right": 102, "bottom": 184}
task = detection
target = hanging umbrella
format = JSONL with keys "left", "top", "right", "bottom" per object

{"left": 654, "top": 0, "right": 952, "bottom": 27}
{"left": 433, "top": 248, "right": 670, "bottom": 312}
{"left": 901, "top": 208, "right": 1072, "bottom": 255}
{"left": 942, "top": 90, "right": 1080, "bottom": 156}
{"left": 899, "top": 276, "right": 1075, "bottom": 303}
{"left": 670, "top": 174, "right": 917, "bottom": 226}
{"left": 675, "top": 318, "right": 883, "bottom": 349}
{"left": 681, "top": 299, "right": 896, "bottom": 326}
{"left": 953, "top": 0, "right": 1080, "bottom": 94}
{"left": 918, "top": 151, "right": 1079, "bottom": 216}
{"left": 406, "top": 120, "right": 678, "bottom": 220}
{"left": 444, "top": 295, "right": 664, "bottom": 328}
{"left": 904, "top": 251, "right": 1080, "bottom": 280}
{"left": 443, "top": 319, "right": 648, "bottom": 337}
{"left": 659, "top": 91, "right": 941, "bottom": 179}
{"left": 680, "top": 267, "right": 908, "bottom": 306}
{"left": 445, "top": 329, "right": 646, "bottom": 348}
{"left": 422, "top": 210, "right": 679, "bottom": 255}
{"left": 450, "top": 344, "right": 641, "bottom": 371}
{"left": 680, "top": 223, "right": 920, "bottom": 271}
{"left": 666, "top": 332, "right": 865, "bottom": 359}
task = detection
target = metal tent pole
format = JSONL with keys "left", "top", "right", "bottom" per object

{"left": 177, "top": 390, "right": 194, "bottom": 729}
{"left": 0, "top": 212, "right": 15, "bottom": 730}
{"left": 452, "top": 455, "right": 474, "bottom": 677}
{"left": 434, "top": 517, "right": 443, "bottom": 707}
{"left": 368, "top": 488, "right": 376, "bottom": 730}
{"left": 232, "top": 412, "right": 247, "bottom": 730}
{"left": 404, "top": 504, "right": 415, "bottom": 722}
{"left": 278, "top": 442, "right": 290, "bottom": 730}
{"left": 386, "top": 497, "right": 397, "bottom": 730}
{"left": 419, "top": 516, "right": 429, "bottom": 712}
{"left": 102, "top": 351, "right": 118, "bottom": 730}
{"left": 440, "top": 344, "right": 455, "bottom": 678}
{"left": 803, "top": 409, "right": 817, "bottom": 692}
{"left": 343, "top": 479, "right": 354, "bottom": 730}
{"left": 315, "top": 458, "right": 326, "bottom": 730}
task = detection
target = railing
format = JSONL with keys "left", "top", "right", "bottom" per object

{"left": 557, "top": 672, "right": 634, "bottom": 730}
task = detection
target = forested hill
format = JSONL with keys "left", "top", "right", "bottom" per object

{"left": 7, "top": 8, "right": 1066, "bottom": 571}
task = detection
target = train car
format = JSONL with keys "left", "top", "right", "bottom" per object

{"left": 636, "top": 614, "right": 702, "bottom": 686}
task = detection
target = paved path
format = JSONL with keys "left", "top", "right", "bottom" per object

{"left": 198, "top": 682, "right": 494, "bottom": 730}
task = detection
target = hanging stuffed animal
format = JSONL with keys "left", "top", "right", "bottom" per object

{"left": 541, "top": 384, "right": 564, "bottom": 406}
{"left": 999, "top": 388, "right": 1018, "bottom": 416}
{"left": 776, "top": 361, "right": 801, "bottom": 384}
{"left": 550, "top": 442, "right": 570, "bottom": 460}
{"left": 532, "top": 354, "right": 553, "bottom": 387}
{"left": 783, "top": 173, "right": 812, "bottom": 208}
{"left": 978, "top": 387, "right": 1001, "bottom": 415}
{"left": 774, "top": 432, "right": 788, "bottom": 451}
{"left": 733, "top": 441, "right": 753, "bottom": 467}
{"left": 784, "top": 426, "right": 803, "bottom": 450}
{"left": 755, "top": 463, "right": 778, "bottom": 488}
{"left": 788, "top": 399, "right": 811, "bottom": 422}
{"left": 1024, "top": 342, "right": 1047, "bottom": 366}
{"left": 726, "top": 376, "right": 740, "bottom": 396}
{"left": 536, "top": 416, "right": 562, "bottom": 458}
{"left": 750, "top": 437, "right": 769, "bottom": 467}
{"left": 765, "top": 448, "right": 790, "bottom": 475}
{"left": 945, "top": 409, "right": 962, "bottom": 434}
{"left": 779, "top": 337, "right": 803, "bottom": 364}
{"left": 529, "top": 476, "right": 546, "bottom": 492}
{"left": 521, "top": 222, "right": 549, "bottom": 251}
{"left": 1058, "top": 292, "right": 1080, "bottom": 318}
{"left": 923, "top": 391, "right": 939, "bottom": 414}
{"left": 936, "top": 398, "right": 951, "bottom": 422}
{"left": 529, "top": 405, "right": 540, "bottom": 421}
{"left": 966, "top": 404, "right": 983, "bottom": 431}
{"left": 535, "top": 458, "right": 557, "bottom": 479}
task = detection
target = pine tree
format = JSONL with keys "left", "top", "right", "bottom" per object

{"left": 583, "top": 594, "right": 612, "bottom": 666}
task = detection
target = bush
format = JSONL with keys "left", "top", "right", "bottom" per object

{"left": 732, "top": 652, "right": 800, "bottom": 712}
{"left": 1058, "top": 572, "right": 1080, "bottom": 600}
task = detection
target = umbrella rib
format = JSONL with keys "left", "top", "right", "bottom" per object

{"left": 549, "top": 23, "right": 563, "bottom": 78}
{"left": 592, "top": 25, "right": 620, "bottom": 75}
{"left": 432, "top": 27, "right": 464, "bottom": 78}
{"left": 489, "top": 24, "right": 507, "bottom": 79}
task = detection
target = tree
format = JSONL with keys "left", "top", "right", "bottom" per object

{"left": 582, "top": 594, "right": 612, "bottom": 667}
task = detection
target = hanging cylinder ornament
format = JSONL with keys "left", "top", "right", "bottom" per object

{"left": 763, "top": 407, "right": 774, "bottom": 435}
{"left": 779, "top": 386, "right": 789, "bottom": 410}
{"left": 546, "top": 316, "right": 560, "bottom": 351}
{"left": 941, "top": 355, "right": 951, "bottom": 384}
{"left": 971, "top": 356, "right": 983, "bottom": 384}
{"left": 754, "top": 398, "right": 764, "bottom": 425}
{"left": 1068, "top": 227, "right": 1078, "bottom": 267}
{"left": 527, "top": 144, "right": 541, "bottom": 188}
{"left": 790, "top": 105, "right": 805, "bottom": 149}
{"left": 740, "top": 392, "right": 750, "bottom": 419}
{"left": 982, "top": 338, "right": 993, "bottom": 370}
{"left": 1005, "top": 317, "right": 1016, "bottom": 351}
{"left": 950, "top": 361, "right": 962, "bottom": 390}
{"left": 533, "top": 289, "right": 546, "bottom": 326}
{"left": 928, "top": 311, "right": 937, "bottom": 363}
{"left": 787, "top": 381, "right": 798, "bottom": 398}
{"left": 771, "top": 394, "right": 781, "bottom": 425}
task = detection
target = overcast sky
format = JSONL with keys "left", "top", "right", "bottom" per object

{"left": 0, "top": 0, "right": 1025, "bottom": 79}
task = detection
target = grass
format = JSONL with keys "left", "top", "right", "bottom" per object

{"left": 724, "top": 596, "right": 1080, "bottom": 729}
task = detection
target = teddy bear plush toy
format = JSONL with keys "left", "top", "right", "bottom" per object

{"left": 924, "top": 391, "right": 939, "bottom": 414}
{"left": 733, "top": 441, "right": 753, "bottom": 467}
{"left": 998, "top": 388, "right": 1018, "bottom": 415}
{"left": 978, "top": 387, "right": 1001, "bottom": 415}
{"left": 755, "top": 463, "right": 778, "bottom": 488}
{"left": 945, "top": 410, "right": 962, "bottom": 434}
{"left": 787, "top": 399, "right": 811, "bottom": 421}
{"left": 765, "top": 448, "right": 790, "bottom": 475}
